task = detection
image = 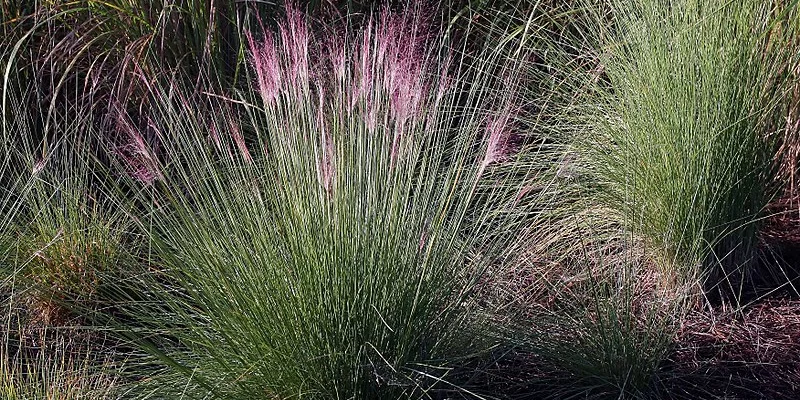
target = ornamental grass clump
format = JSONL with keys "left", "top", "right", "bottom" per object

{"left": 585, "top": 0, "right": 799, "bottom": 299}
{"left": 112, "top": 5, "right": 538, "bottom": 399}
{"left": 507, "top": 240, "right": 692, "bottom": 398}
{"left": 18, "top": 146, "right": 130, "bottom": 327}
{"left": 1, "top": 73, "right": 126, "bottom": 399}
{"left": 0, "top": 76, "right": 133, "bottom": 327}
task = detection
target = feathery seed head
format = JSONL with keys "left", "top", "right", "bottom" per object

{"left": 247, "top": 31, "right": 282, "bottom": 104}
{"left": 482, "top": 109, "right": 518, "bottom": 169}
{"left": 112, "top": 108, "right": 162, "bottom": 185}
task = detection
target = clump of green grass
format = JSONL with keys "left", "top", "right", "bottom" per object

{"left": 525, "top": 246, "right": 690, "bottom": 398}
{"left": 584, "top": 0, "right": 799, "bottom": 299}
{"left": 490, "top": 215, "right": 692, "bottom": 398}
{"left": 105, "top": 4, "right": 542, "bottom": 399}
{"left": 0, "top": 69, "right": 128, "bottom": 399}
{"left": 18, "top": 148, "right": 130, "bottom": 327}
{"left": 9, "top": 88, "right": 134, "bottom": 328}
{"left": 1, "top": 70, "right": 136, "bottom": 333}
{"left": 465, "top": 1, "right": 799, "bottom": 395}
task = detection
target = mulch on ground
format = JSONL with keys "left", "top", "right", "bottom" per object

{"left": 663, "top": 194, "right": 800, "bottom": 399}
{"left": 665, "top": 298, "right": 800, "bottom": 399}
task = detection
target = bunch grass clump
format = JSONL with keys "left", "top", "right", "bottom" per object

{"left": 1, "top": 72, "right": 125, "bottom": 400}
{"left": 471, "top": 1, "right": 798, "bottom": 396}
{"left": 108, "top": 4, "right": 541, "bottom": 399}
{"left": 19, "top": 144, "right": 130, "bottom": 326}
{"left": 585, "top": 0, "right": 800, "bottom": 298}
{"left": 1, "top": 76, "right": 134, "bottom": 327}
{"left": 524, "top": 248, "right": 690, "bottom": 398}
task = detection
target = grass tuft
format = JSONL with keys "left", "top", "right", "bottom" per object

{"left": 584, "top": 0, "right": 800, "bottom": 300}
{"left": 105, "top": 4, "right": 541, "bottom": 399}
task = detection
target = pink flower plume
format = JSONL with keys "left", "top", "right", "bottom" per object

{"left": 481, "top": 107, "right": 519, "bottom": 170}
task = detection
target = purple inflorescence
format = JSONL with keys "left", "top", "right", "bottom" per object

{"left": 245, "top": 3, "right": 518, "bottom": 193}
